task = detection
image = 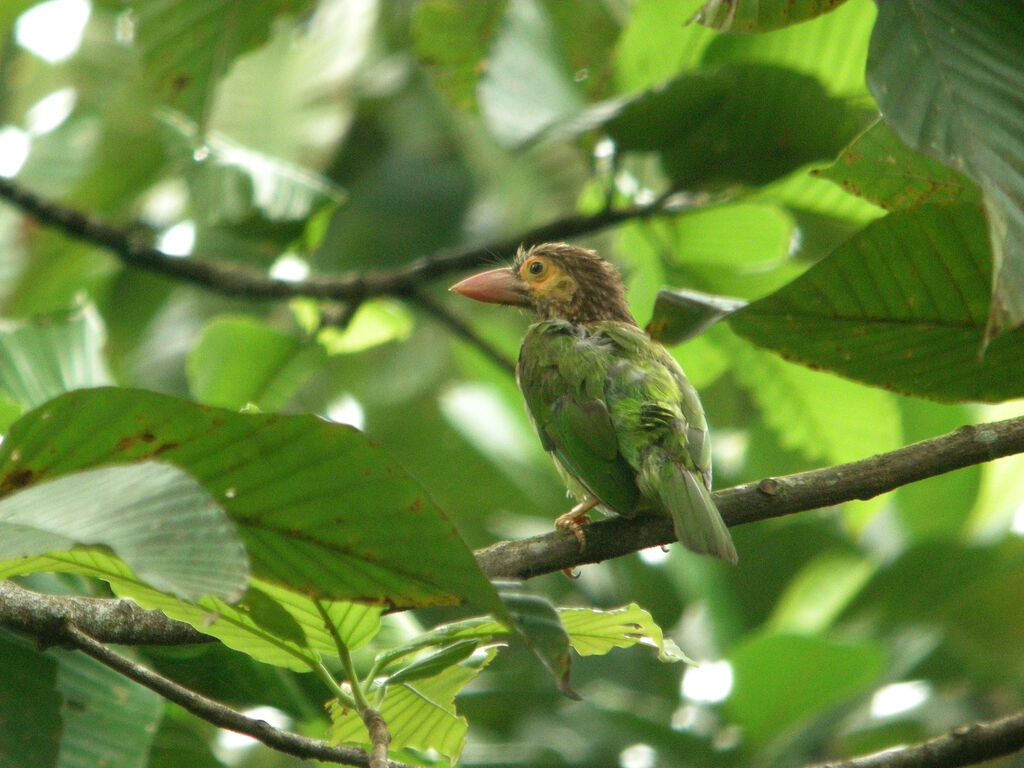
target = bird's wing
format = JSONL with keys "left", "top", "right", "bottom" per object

{"left": 517, "top": 322, "right": 642, "bottom": 515}
{"left": 599, "top": 323, "right": 737, "bottom": 563}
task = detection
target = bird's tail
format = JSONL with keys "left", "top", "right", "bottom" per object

{"left": 653, "top": 460, "right": 737, "bottom": 564}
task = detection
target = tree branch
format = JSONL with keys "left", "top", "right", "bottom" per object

{"left": 476, "top": 416, "right": 1024, "bottom": 579}
{"left": 0, "top": 176, "right": 690, "bottom": 302}
{"left": 805, "top": 709, "right": 1024, "bottom": 768}
{"left": 54, "top": 622, "right": 415, "bottom": 768}
{"left": 0, "top": 580, "right": 212, "bottom": 645}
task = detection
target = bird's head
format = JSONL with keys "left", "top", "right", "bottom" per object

{"left": 449, "top": 242, "right": 637, "bottom": 325}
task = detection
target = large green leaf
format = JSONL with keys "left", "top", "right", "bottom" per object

{"left": 613, "top": 0, "right": 711, "bottom": 91}
{"left": 814, "top": 119, "right": 981, "bottom": 211}
{"left": 605, "top": 64, "right": 867, "bottom": 190}
{"left": 730, "top": 202, "right": 1024, "bottom": 402}
{"left": 694, "top": 0, "right": 851, "bottom": 33}
{"left": 0, "top": 462, "right": 248, "bottom": 602}
{"left": 0, "top": 387, "right": 505, "bottom": 614}
{"left": 867, "top": 0, "right": 1024, "bottom": 334}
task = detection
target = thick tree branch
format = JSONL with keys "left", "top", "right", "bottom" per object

{"left": 806, "top": 708, "right": 1024, "bottom": 768}
{"left": 0, "top": 580, "right": 212, "bottom": 645}
{"left": 53, "top": 622, "right": 414, "bottom": 768}
{"left": 476, "top": 416, "right": 1024, "bottom": 579}
{"left": 0, "top": 176, "right": 689, "bottom": 302}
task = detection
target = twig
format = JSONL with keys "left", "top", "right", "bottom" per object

{"left": 804, "top": 709, "right": 1024, "bottom": 768}
{"left": 475, "top": 416, "right": 1024, "bottom": 579}
{"left": 362, "top": 709, "right": 391, "bottom": 768}
{"left": 57, "top": 622, "right": 415, "bottom": 768}
{"left": 407, "top": 290, "right": 516, "bottom": 372}
{"left": 0, "top": 176, "right": 689, "bottom": 302}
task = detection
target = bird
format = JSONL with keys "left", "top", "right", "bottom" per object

{"left": 449, "top": 242, "right": 737, "bottom": 564}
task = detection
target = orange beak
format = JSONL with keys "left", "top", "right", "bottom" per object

{"left": 449, "top": 267, "right": 530, "bottom": 307}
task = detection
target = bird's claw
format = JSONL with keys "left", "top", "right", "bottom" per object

{"left": 554, "top": 497, "right": 599, "bottom": 577}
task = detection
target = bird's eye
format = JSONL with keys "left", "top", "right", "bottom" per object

{"left": 527, "top": 259, "right": 546, "bottom": 277}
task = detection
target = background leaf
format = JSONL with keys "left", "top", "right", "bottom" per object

{"left": 695, "top": 0, "right": 851, "bottom": 33}
{"left": 867, "top": 0, "right": 1024, "bottom": 333}
{"left": 730, "top": 203, "right": 1024, "bottom": 402}
{"left": 0, "top": 388, "right": 505, "bottom": 615}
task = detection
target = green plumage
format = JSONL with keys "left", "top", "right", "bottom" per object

{"left": 449, "top": 241, "right": 736, "bottom": 564}
{"left": 517, "top": 320, "right": 737, "bottom": 563}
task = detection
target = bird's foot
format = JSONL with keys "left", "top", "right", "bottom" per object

{"left": 555, "top": 496, "right": 599, "bottom": 548}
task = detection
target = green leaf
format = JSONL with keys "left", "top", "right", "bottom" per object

{"left": 0, "top": 305, "right": 113, "bottom": 409}
{"left": 0, "top": 388, "right": 506, "bottom": 615}
{"left": 695, "top": 0, "right": 851, "bottom": 33}
{"left": 867, "top": 0, "right": 1024, "bottom": 333}
{"left": 53, "top": 647, "right": 163, "bottom": 768}
{"left": 726, "top": 632, "right": 884, "bottom": 743}
{"left": 647, "top": 288, "right": 747, "bottom": 345}
{"left": 383, "top": 639, "right": 479, "bottom": 686}
{"left": 500, "top": 587, "right": 578, "bottom": 699}
{"left": 0, "top": 630, "right": 60, "bottom": 768}
{"left": 477, "top": 0, "right": 585, "bottom": 145}
{"left": 768, "top": 551, "right": 876, "bottom": 634}
{"left": 606, "top": 64, "right": 867, "bottom": 189}
{"left": 559, "top": 603, "right": 690, "bottom": 663}
{"left": 328, "top": 648, "right": 497, "bottom": 765}
{"left": 187, "top": 316, "right": 326, "bottom": 411}
{"left": 701, "top": 0, "right": 874, "bottom": 98}
{"left": 718, "top": 328, "right": 901, "bottom": 464}
{"left": 614, "top": 0, "right": 711, "bottom": 91}
{"left": 412, "top": 0, "right": 506, "bottom": 111}
{"left": 814, "top": 120, "right": 982, "bottom": 211}
{"left": 731, "top": 202, "right": 1024, "bottom": 402}
{"left": 0, "top": 462, "right": 248, "bottom": 602}
{"left": 127, "top": 0, "right": 318, "bottom": 128}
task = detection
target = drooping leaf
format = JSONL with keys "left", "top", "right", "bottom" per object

{"left": 0, "top": 462, "right": 248, "bottom": 602}
{"left": 558, "top": 603, "right": 690, "bottom": 662}
{"left": 0, "top": 630, "right": 61, "bottom": 768}
{"left": 54, "top": 647, "right": 163, "bottom": 768}
{"left": 694, "top": 0, "right": 851, "bottom": 33}
{"left": 867, "top": 0, "right": 1024, "bottom": 334}
{"left": 0, "top": 387, "right": 506, "bottom": 616}
{"left": 814, "top": 119, "right": 981, "bottom": 211}
{"left": 646, "top": 288, "right": 746, "bottom": 346}
{"left": 730, "top": 202, "right": 1024, "bottom": 402}
{"left": 328, "top": 648, "right": 497, "bottom": 765}
{"left": 383, "top": 640, "right": 480, "bottom": 686}
{"left": 0, "top": 304, "right": 113, "bottom": 409}
{"left": 499, "top": 586, "right": 578, "bottom": 699}
{"left": 187, "top": 316, "right": 326, "bottom": 411}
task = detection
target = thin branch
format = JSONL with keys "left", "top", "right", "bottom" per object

{"left": 475, "top": 416, "right": 1024, "bottom": 579}
{"left": 56, "top": 622, "right": 415, "bottom": 768}
{"left": 362, "top": 708, "right": 392, "bottom": 768}
{"left": 805, "top": 708, "right": 1024, "bottom": 768}
{"left": 0, "top": 176, "right": 690, "bottom": 302}
{"left": 0, "top": 580, "right": 213, "bottom": 645}
{"left": 407, "top": 290, "right": 516, "bottom": 372}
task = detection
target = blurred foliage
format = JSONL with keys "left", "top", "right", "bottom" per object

{"left": 1, "top": 1, "right": 1024, "bottom": 767}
